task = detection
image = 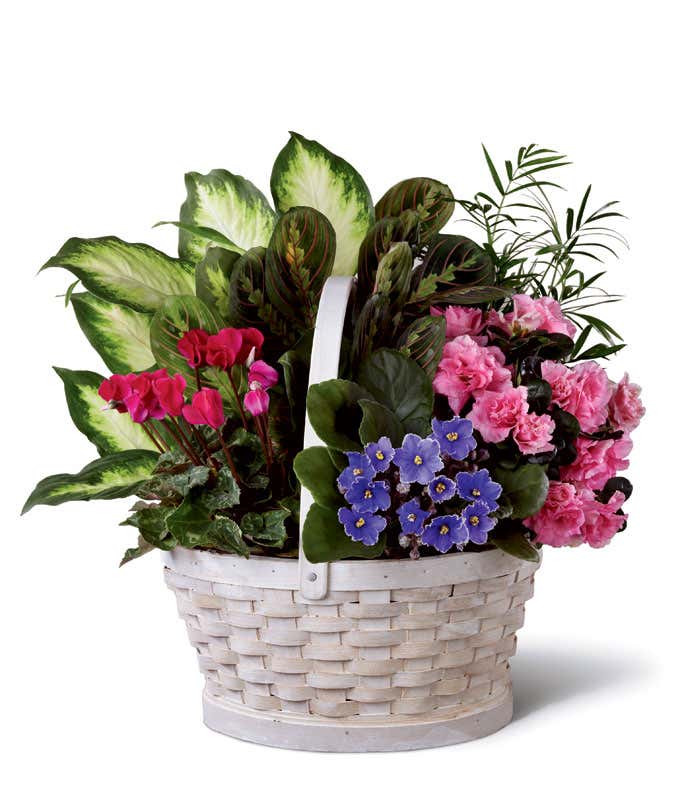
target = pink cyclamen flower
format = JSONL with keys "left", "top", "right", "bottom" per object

{"left": 431, "top": 306, "right": 485, "bottom": 340}
{"left": 541, "top": 360, "right": 610, "bottom": 433}
{"left": 468, "top": 386, "right": 529, "bottom": 443}
{"left": 206, "top": 328, "right": 244, "bottom": 370}
{"left": 244, "top": 388, "right": 270, "bottom": 416}
{"left": 182, "top": 388, "right": 224, "bottom": 429}
{"left": 235, "top": 327, "right": 265, "bottom": 365}
{"left": 98, "top": 373, "right": 135, "bottom": 413}
{"left": 433, "top": 335, "right": 512, "bottom": 413}
{"left": 560, "top": 434, "right": 633, "bottom": 491}
{"left": 513, "top": 412, "right": 556, "bottom": 455}
{"left": 248, "top": 360, "right": 279, "bottom": 390}
{"left": 577, "top": 488, "right": 628, "bottom": 548}
{"left": 523, "top": 481, "right": 585, "bottom": 547}
{"left": 177, "top": 328, "right": 210, "bottom": 369}
{"left": 489, "top": 294, "right": 577, "bottom": 338}
{"left": 152, "top": 372, "right": 187, "bottom": 417}
{"left": 609, "top": 373, "right": 645, "bottom": 433}
{"left": 123, "top": 370, "right": 168, "bottom": 423}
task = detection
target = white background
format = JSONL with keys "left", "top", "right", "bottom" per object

{"left": 1, "top": 2, "right": 677, "bottom": 791}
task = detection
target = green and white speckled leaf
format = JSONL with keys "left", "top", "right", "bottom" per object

{"left": 22, "top": 450, "right": 159, "bottom": 514}
{"left": 195, "top": 247, "right": 241, "bottom": 323}
{"left": 179, "top": 170, "right": 277, "bottom": 263}
{"left": 270, "top": 132, "right": 374, "bottom": 276}
{"left": 42, "top": 236, "right": 195, "bottom": 313}
{"left": 54, "top": 367, "right": 157, "bottom": 455}
{"left": 70, "top": 292, "right": 155, "bottom": 373}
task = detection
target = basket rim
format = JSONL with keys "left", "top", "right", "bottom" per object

{"left": 162, "top": 546, "right": 540, "bottom": 592}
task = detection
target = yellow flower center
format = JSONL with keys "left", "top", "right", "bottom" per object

{"left": 353, "top": 467, "right": 362, "bottom": 476}
{"left": 446, "top": 431, "right": 459, "bottom": 441}
{"left": 375, "top": 451, "right": 385, "bottom": 460}
{"left": 440, "top": 525, "right": 450, "bottom": 535}
{"left": 436, "top": 482, "right": 446, "bottom": 494}
{"left": 407, "top": 513, "right": 416, "bottom": 522}
{"left": 364, "top": 489, "right": 372, "bottom": 499}
{"left": 414, "top": 455, "right": 423, "bottom": 465}
{"left": 472, "top": 488, "right": 481, "bottom": 497}
{"left": 470, "top": 515, "right": 480, "bottom": 526}
{"left": 355, "top": 517, "right": 366, "bottom": 528}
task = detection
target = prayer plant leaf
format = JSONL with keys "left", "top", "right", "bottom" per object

{"left": 22, "top": 450, "right": 159, "bottom": 514}
{"left": 70, "top": 292, "right": 155, "bottom": 373}
{"left": 179, "top": 169, "right": 277, "bottom": 264}
{"left": 53, "top": 367, "right": 157, "bottom": 455}
{"left": 270, "top": 132, "right": 373, "bottom": 276}
{"left": 264, "top": 207, "right": 336, "bottom": 330}
{"left": 195, "top": 247, "right": 241, "bottom": 323}
{"left": 293, "top": 446, "right": 344, "bottom": 509}
{"left": 306, "top": 379, "right": 373, "bottom": 452}
{"left": 375, "top": 178, "right": 454, "bottom": 246}
{"left": 358, "top": 349, "right": 434, "bottom": 436}
{"left": 396, "top": 315, "right": 446, "bottom": 379}
{"left": 302, "top": 503, "right": 386, "bottom": 563}
{"left": 494, "top": 464, "right": 549, "bottom": 519}
{"left": 41, "top": 236, "right": 195, "bottom": 313}
{"left": 149, "top": 295, "right": 220, "bottom": 394}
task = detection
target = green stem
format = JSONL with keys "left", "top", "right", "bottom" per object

{"left": 226, "top": 369, "right": 249, "bottom": 428}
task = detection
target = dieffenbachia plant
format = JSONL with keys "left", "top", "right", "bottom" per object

{"left": 25, "top": 136, "right": 642, "bottom": 567}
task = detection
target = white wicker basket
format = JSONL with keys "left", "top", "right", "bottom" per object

{"left": 163, "top": 276, "right": 540, "bottom": 751}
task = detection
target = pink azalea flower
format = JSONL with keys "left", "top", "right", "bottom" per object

{"left": 182, "top": 388, "right": 224, "bottom": 429}
{"left": 540, "top": 360, "right": 573, "bottom": 410}
{"left": 513, "top": 412, "right": 556, "bottom": 455}
{"left": 578, "top": 488, "right": 628, "bottom": 548}
{"left": 560, "top": 434, "right": 633, "bottom": 490}
{"left": 523, "top": 481, "right": 585, "bottom": 547}
{"left": 468, "top": 386, "right": 529, "bottom": 443}
{"left": 152, "top": 372, "right": 187, "bottom": 417}
{"left": 431, "top": 306, "right": 485, "bottom": 340}
{"left": 542, "top": 360, "right": 610, "bottom": 433}
{"left": 244, "top": 388, "right": 270, "bottom": 416}
{"left": 488, "top": 294, "right": 577, "bottom": 338}
{"left": 177, "top": 328, "right": 210, "bottom": 369}
{"left": 98, "top": 373, "right": 135, "bottom": 413}
{"left": 433, "top": 335, "right": 512, "bottom": 413}
{"left": 235, "top": 327, "right": 265, "bottom": 365}
{"left": 206, "top": 328, "right": 244, "bottom": 370}
{"left": 609, "top": 373, "right": 645, "bottom": 433}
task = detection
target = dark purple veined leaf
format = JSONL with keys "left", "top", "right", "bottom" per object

{"left": 396, "top": 315, "right": 446, "bottom": 379}
{"left": 351, "top": 293, "right": 391, "bottom": 368}
{"left": 421, "top": 234, "right": 495, "bottom": 285}
{"left": 375, "top": 178, "right": 454, "bottom": 245}
{"left": 264, "top": 207, "right": 336, "bottom": 330}
{"left": 229, "top": 246, "right": 267, "bottom": 327}
{"left": 356, "top": 210, "right": 421, "bottom": 306}
{"left": 410, "top": 284, "right": 510, "bottom": 310}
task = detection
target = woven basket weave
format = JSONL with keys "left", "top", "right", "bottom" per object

{"left": 162, "top": 277, "right": 540, "bottom": 750}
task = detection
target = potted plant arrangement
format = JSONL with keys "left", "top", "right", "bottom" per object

{"left": 24, "top": 134, "right": 644, "bottom": 751}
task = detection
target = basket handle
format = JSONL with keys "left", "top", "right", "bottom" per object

{"left": 298, "top": 276, "right": 354, "bottom": 599}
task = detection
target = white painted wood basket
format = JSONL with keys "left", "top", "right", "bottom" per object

{"left": 162, "top": 276, "right": 540, "bottom": 751}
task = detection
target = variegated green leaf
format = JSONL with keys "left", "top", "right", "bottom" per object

{"left": 42, "top": 236, "right": 195, "bottom": 313}
{"left": 179, "top": 170, "right": 277, "bottom": 263}
{"left": 264, "top": 207, "right": 336, "bottom": 329}
{"left": 154, "top": 221, "right": 243, "bottom": 255}
{"left": 375, "top": 178, "right": 454, "bottom": 245}
{"left": 271, "top": 132, "right": 373, "bottom": 276}
{"left": 70, "top": 292, "right": 155, "bottom": 373}
{"left": 149, "top": 295, "right": 220, "bottom": 392}
{"left": 195, "top": 247, "right": 241, "bottom": 323}
{"left": 54, "top": 367, "right": 157, "bottom": 455}
{"left": 22, "top": 450, "right": 159, "bottom": 514}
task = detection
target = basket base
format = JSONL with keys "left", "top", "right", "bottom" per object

{"left": 202, "top": 688, "right": 513, "bottom": 752}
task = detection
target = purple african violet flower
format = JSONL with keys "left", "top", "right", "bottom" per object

{"left": 396, "top": 497, "right": 429, "bottom": 535}
{"left": 456, "top": 469, "right": 501, "bottom": 510}
{"left": 337, "top": 452, "right": 376, "bottom": 492}
{"left": 462, "top": 501, "right": 497, "bottom": 544}
{"left": 393, "top": 433, "right": 443, "bottom": 485}
{"left": 338, "top": 507, "right": 386, "bottom": 545}
{"left": 346, "top": 477, "right": 390, "bottom": 513}
{"left": 421, "top": 514, "right": 468, "bottom": 553}
{"left": 428, "top": 475, "right": 456, "bottom": 503}
{"left": 431, "top": 417, "right": 477, "bottom": 460}
{"left": 365, "top": 436, "right": 395, "bottom": 473}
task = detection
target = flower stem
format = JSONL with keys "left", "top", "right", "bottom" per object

{"left": 217, "top": 430, "right": 242, "bottom": 485}
{"left": 162, "top": 419, "right": 202, "bottom": 465}
{"left": 141, "top": 422, "right": 166, "bottom": 453}
{"left": 170, "top": 417, "right": 206, "bottom": 464}
{"left": 226, "top": 369, "right": 249, "bottom": 428}
{"left": 195, "top": 369, "right": 203, "bottom": 392}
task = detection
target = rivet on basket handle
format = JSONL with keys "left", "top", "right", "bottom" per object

{"left": 298, "top": 276, "right": 354, "bottom": 599}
